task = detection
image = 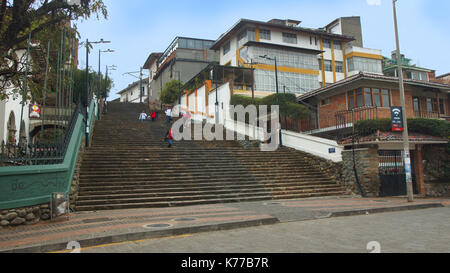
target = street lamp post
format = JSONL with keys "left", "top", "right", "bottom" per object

{"left": 392, "top": 0, "right": 414, "bottom": 202}
{"left": 84, "top": 38, "right": 111, "bottom": 148}
{"left": 260, "top": 55, "right": 282, "bottom": 147}
{"left": 98, "top": 49, "right": 114, "bottom": 120}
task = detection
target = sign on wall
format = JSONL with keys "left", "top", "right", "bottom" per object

{"left": 29, "top": 104, "right": 41, "bottom": 119}
{"left": 391, "top": 106, "right": 404, "bottom": 132}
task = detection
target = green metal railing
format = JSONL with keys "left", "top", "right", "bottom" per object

{"left": 0, "top": 100, "right": 96, "bottom": 210}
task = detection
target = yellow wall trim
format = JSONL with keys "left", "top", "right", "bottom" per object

{"left": 331, "top": 40, "right": 336, "bottom": 83}
{"left": 320, "top": 39, "right": 326, "bottom": 87}
{"left": 345, "top": 52, "right": 383, "bottom": 60}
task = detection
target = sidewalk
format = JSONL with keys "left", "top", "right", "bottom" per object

{"left": 0, "top": 196, "right": 448, "bottom": 253}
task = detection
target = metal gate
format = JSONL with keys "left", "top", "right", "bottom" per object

{"left": 379, "top": 150, "right": 417, "bottom": 197}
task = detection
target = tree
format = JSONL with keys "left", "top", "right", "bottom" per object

{"left": 160, "top": 80, "right": 182, "bottom": 104}
{"left": 0, "top": 0, "right": 108, "bottom": 98}
{"left": 72, "top": 68, "right": 113, "bottom": 105}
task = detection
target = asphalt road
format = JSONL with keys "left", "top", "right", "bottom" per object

{"left": 79, "top": 207, "right": 450, "bottom": 253}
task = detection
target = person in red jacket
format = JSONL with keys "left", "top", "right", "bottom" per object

{"left": 150, "top": 111, "right": 156, "bottom": 122}
{"left": 165, "top": 128, "right": 174, "bottom": 148}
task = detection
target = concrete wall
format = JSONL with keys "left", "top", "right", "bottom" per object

{"left": 0, "top": 90, "right": 30, "bottom": 144}
{"left": 282, "top": 130, "right": 343, "bottom": 162}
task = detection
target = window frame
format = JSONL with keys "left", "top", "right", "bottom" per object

{"left": 347, "top": 87, "right": 391, "bottom": 110}
{"left": 260, "top": 29, "right": 271, "bottom": 40}
{"left": 282, "top": 32, "right": 297, "bottom": 44}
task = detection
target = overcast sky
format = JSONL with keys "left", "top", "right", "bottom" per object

{"left": 75, "top": 0, "right": 450, "bottom": 101}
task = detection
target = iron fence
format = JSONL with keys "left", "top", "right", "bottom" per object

{"left": 0, "top": 104, "right": 82, "bottom": 166}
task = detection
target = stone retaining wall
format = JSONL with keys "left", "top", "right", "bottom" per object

{"left": 0, "top": 204, "right": 50, "bottom": 228}
{"left": 290, "top": 148, "right": 353, "bottom": 195}
{"left": 426, "top": 182, "right": 450, "bottom": 197}
{"left": 342, "top": 146, "right": 380, "bottom": 197}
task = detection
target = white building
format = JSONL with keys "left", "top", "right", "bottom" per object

{"left": 210, "top": 17, "right": 383, "bottom": 98}
{"left": 117, "top": 78, "right": 149, "bottom": 103}
{"left": 0, "top": 49, "right": 31, "bottom": 145}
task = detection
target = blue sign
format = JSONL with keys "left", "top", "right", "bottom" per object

{"left": 329, "top": 148, "right": 336, "bottom": 154}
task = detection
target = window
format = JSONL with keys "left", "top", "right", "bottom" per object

{"left": 364, "top": 88, "right": 373, "bottom": 107}
{"left": 356, "top": 89, "right": 363, "bottom": 108}
{"left": 260, "top": 29, "right": 271, "bottom": 40}
{"left": 347, "top": 57, "right": 382, "bottom": 74}
{"left": 373, "top": 89, "right": 381, "bottom": 107}
{"left": 238, "top": 30, "right": 246, "bottom": 42}
{"left": 426, "top": 98, "right": 438, "bottom": 113}
{"left": 282, "top": 32, "right": 297, "bottom": 44}
{"left": 413, "top": 97, "right": 420, "bottom": 113}
{"left": 324, "top": 60, "right": 333, "bottom": 72}
{"left": 382, "top": 89, "right": 390, "bottom": 107}
{"left": 187, "top": 39, "right": 195, "bottom": 49}
{"left": 223, "top": 41, "right": 230, "bottom": 55}
{"left": 321, "top": 98, "right": 331, "bottom": 106}
{"left": 247, "top": 27, "right": 256, "bottom": 42}
{"left": 333, "top": 41, "right": 342, "bottom": 50}
{"left": 439, "top": 99, "right": 445, "bottom": 115}
{"left": 335, "top": 61, "right": 344, "bottom": 73}
{"left": 323, "top": 39, "right": 331, "bottom": 48}
{"left": 348, "top": 91, "right": 355, "bottom": 110}
{"left": 348, "top": 88, "right": 391, "bottom": 110}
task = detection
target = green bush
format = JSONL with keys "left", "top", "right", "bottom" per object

{"left": 160, "top": 80, "right": 182, "bottom": 104}
{"left": 355, "top": 118, "right": 450, "bottom": 138}
{"left": 408, "top": 118, "right": 450, "bottom": 138}
{"left": 230, "top": 94, "right": 310, "bottom": 121}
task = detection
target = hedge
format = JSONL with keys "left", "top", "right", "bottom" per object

{"left": 229, "top": 94, "right": 310, "bottom": 121}
{"left": 355, "top": 118, "right": 450, "bottom": 138}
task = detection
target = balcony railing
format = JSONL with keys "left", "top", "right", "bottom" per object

{"left": 414, "top": 111, "right": 442, "bottom": 119}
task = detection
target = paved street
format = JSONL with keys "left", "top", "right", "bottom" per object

{"left": 80, "top": 207, "right": 450, "bottom": 253}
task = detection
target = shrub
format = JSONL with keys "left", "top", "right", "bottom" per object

{"left": 355, "top": 118, "right": 450, "bottom": 138}
{"left": 160, "top": 80, "right": 182, "bottom": 104}
{"left": 230, "top": 94, "right": 310, "bottom": 121}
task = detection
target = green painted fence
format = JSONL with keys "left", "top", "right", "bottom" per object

{"left": 0, "top": 101, "right": 96, "bottom": 210}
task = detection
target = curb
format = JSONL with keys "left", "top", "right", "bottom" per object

{"left": 329, "top": 203, "right": 445, "bottom": 218}
{"left": 0, "top": 217, "right": 279, "bottom": 253}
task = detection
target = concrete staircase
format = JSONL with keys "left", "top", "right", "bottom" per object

{"left": 75, "top": 102, "right": 347, "bottom": 211}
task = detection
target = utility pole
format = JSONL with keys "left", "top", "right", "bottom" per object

{"left": 393, "top": 0, "right": 414, "bottom": 202}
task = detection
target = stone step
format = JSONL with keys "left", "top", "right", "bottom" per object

{"left": 76, "top": 187, "right": 345, "bottom": 206}
{"left": 78, "top": 184, "right": 344, "bottom": 198}
{"left": 78, "top": 179, "right": 337, "bottom": 191}
{"left": 74, "top": 191, "right": 347, "bottom": 212}
{"left": 78, "top": 171, "right": 328, "bottom": 181}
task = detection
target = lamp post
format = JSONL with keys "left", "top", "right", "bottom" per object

{"left": 98, "top": 49, "right": 114, "bottom": 120}
{"left": 84, "top": 38, "right": 111, "bottom": 148}
{"left": 392, "top": 0, "right": 414, "bottom": 202}
{"left": 260, "top": 55, "right": 282, "bottom": 147}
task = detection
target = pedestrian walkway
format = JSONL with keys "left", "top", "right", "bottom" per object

{"left": 0, "top": 196, "right": 447, "bottom": 253}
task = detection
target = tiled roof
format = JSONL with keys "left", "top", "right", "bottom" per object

{"left": 340, "top": 131, "right": 447, "bottom": 145}
{"left": 299, "top": 72, "right": 450, "bottom": 101}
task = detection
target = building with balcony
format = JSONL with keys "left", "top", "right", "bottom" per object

{"left": 291, "top": 72, "right": 450, "bottom": 197}
{"left": 210, "top": 17, "right": 384, "bottom": 98}
{"left": 146, "top": 37, "right": 219, "bottom": 107}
